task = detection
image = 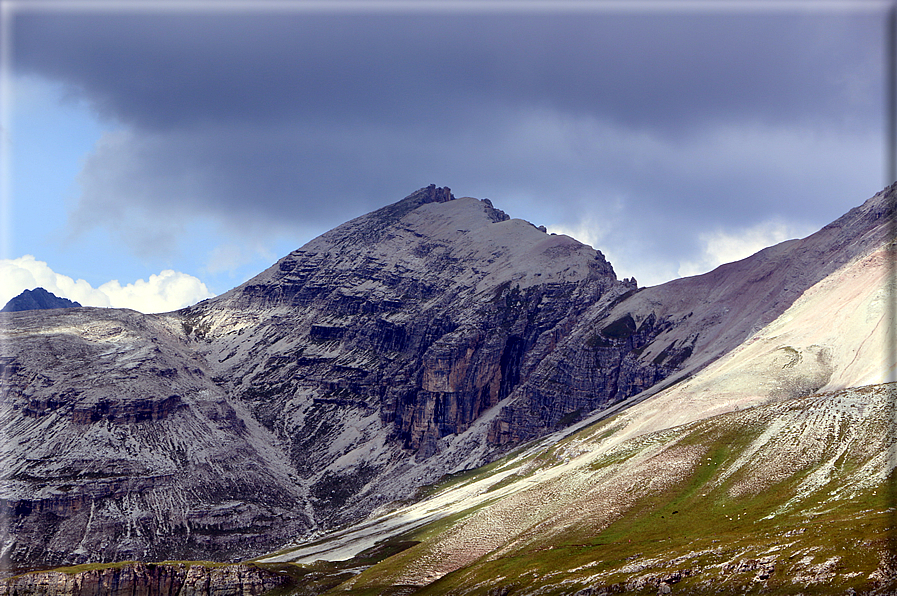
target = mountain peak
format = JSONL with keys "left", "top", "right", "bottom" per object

{"left": 3, "top": 184, "right": 894, "bottom": 579}
{"left": 404, "top": 183, "right": 454, "bottom": 205}
{"left": 223, "top": 186, "right": 617, "bottom": 312}
{"left": 1, "top": 287, "right": 81, "bottom": 312}
{"left": 360, "top": 184, "right": 455, "bottom": 235}
{"left": 372, "top": 184, "right": 455, "bottom": 224}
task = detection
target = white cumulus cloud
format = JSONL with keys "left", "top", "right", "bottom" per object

{"left": 1, "top": 255, "right": 215, "bottom": 314}
{"left": 546, "top": 219, "right": 609, "bottom": 255}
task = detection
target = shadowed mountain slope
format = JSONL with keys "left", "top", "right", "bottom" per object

{"left": 489, "top": 183, "right": 895, "bottom": 445}
{"left": 174, "top": 185, "right": 636, "bottom": 527}
{"left": 2, "top": 186, "right": 635, "bottom": 572}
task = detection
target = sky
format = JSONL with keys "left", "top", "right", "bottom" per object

{"left": 0, "top": 0, "right": 892, "bottom": 313}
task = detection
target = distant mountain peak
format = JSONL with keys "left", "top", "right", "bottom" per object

{"left": 1, "top": 287, "right": 81, "bottom": 312}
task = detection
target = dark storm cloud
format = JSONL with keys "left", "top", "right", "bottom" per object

{"left": 15, "top": 10, "right": 879, "bottom": 130}
{"left": 11, "top": 5, "right": 888, "bottom": 281}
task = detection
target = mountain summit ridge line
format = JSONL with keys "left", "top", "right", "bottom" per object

{"left": 0, "top": 183, "right": 893, "bottom": 578}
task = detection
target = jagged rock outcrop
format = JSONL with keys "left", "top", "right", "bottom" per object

{"left": 0, "top": 562, "right": 290, "bottom": 595}
{"left": 177, "top": 185, "right": 642, "bottom": 526}
{"left": 2, "top": 185, "right": 645, "bottom": 573}
{"left": 0, "top": 309, "right": 310, "bottom": 574}
{"left": 1, "top": 288, "right": 81, "bottom": 312}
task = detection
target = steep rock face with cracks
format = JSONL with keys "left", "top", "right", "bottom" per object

{"left": 2, "top": 186, "right": 638, "bottom": 572}
{"left": 173, "top": 185, "right": 642, "bottom": 527}
{"left": 0, "top": 562, "right": 291, "bottom": 596}
{"left": 0, "top": 308, "right": 311, "bottom": 573}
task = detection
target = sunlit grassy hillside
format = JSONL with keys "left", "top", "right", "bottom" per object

{"left": 309, "top": 382, "right": 892, "bottom": 595}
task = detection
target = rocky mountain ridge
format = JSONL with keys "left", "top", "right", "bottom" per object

{"left": 173, "top": 185, "right": 646, "bottom": 527}
{"left": 2, "top": 185, "right": 641, "bottom": 573}
{"left": 1, "top": 183, "right": 894, "bottom": 580}
{"left": 485, "top": 181, "right": 895, "bottom": 446}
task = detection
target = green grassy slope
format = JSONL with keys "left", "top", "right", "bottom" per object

{"left": 323, "top": 383, "right": 896, "bottom": 595}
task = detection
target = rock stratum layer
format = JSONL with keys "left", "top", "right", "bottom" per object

{"left": 0, "top": 562, "right": 290, "bottom": 595}
{"left": 1, "top": 183, "right": 894, "bottom": 578}
{"left": 0, "top": 308, "right": 310, "bottom": 572}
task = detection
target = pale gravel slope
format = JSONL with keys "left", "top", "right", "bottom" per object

{"left": 335, "top": 384, "right": 895, "bottom": 589}
{"left": 594, "top": 183, "right": 895, "bottom": 383}
{"left": 608, "top": 242, "right": 895, "bottom": 443}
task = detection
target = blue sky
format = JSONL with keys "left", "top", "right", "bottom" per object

{"left": 1, "top": 1, "right": 891, "bottom": 313}
{"left": 6, "top": 74, "right": 305, "bottom": 309}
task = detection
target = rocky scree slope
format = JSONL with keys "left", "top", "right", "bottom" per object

{"left": 260, "top": 190, "right": 896, "bottom": 593}
{"left": 0, "top": 308, "right": 311, "bottom": 575}
{"left": 329, "top": 382, "right": 897, "bottom": 596}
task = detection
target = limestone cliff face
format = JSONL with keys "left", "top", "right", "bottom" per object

{"left": 0, "top": 562, "right": 290, "bottom": 596}
{"left": 178, "top": 185, "right": 636, "bottom": 526}
{"left": 0, "top": 308, "right": 310, "bottom": 574}
{"left": 2, "top": 186, "right": 641, "bottom": 573}
{"left": 487, "top": 182, "right": 896, "bottom": 445}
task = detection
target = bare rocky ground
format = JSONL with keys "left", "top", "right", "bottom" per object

{"left": 329, "top": 381, "right": 897, "bottom": 595}
{"left": 0, "top": 561, "right": 294, "bottom": 596}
